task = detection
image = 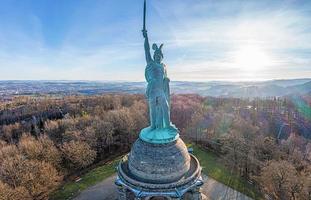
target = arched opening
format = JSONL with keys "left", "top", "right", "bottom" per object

{"left": 149, "top": 197, "right": 169, "bottom": 200}
{"left": 125, "top": 189, "right": 135, "bottom": 199}
{"left": 182, "top": 191, "right": 193, "bottom": 200}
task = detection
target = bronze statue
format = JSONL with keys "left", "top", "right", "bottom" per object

{"left": 140, "top": 0, "right": 178, "bottom": 143}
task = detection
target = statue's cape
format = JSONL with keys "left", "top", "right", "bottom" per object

{"left": 163, "top": 77, "right": 170, "bottom": 104}
{"left": 163, "top": 64, "right": 170, "bottom": 104}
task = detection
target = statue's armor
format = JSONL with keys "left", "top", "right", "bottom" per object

{"left": 145, "top": 62, "right": 165, "bottom": 99}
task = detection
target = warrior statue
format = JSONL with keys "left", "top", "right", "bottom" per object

{"left": 140, "top": 0, "right": 178, "bottom": 144}
{"left": 142, "top": 30, "right": 171, "bottom": 129}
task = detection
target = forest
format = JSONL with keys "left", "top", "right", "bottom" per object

{"left": 0, "top": 94, "right": 310, "bottom": 200}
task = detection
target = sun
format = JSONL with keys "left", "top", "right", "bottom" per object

{"left": 232, "top": 45, "right": 272, "bottom": 74}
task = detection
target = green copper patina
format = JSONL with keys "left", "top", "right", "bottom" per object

{"left": 140, "top": 0, "right": 179, "bottom": 144}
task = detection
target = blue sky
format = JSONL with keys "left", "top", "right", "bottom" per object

{"left": 0, "top": 0, "right": 310, "bottom": 81}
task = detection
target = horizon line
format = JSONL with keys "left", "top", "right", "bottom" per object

{"left": 0, "top": 77, "right": 310, "bottom": 83}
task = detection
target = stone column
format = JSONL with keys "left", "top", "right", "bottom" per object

{"left": 192, "top": 192, "right": 202, "bottom": 200}
{"left": 117, "top": 186, "right": 127, "bottom": 200}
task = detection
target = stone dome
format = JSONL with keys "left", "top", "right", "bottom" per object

{"left": 128, "top": 138, "right": 190, "bottom": 184}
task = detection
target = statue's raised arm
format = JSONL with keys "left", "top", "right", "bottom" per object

{"left": 142, "top": 0, "right": 152, "bottom": 64}
{"left": 143, "top": 30, "right": 152, "bottom": 64}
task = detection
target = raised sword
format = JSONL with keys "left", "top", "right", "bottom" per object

{"left": 143, "top": 0, "right": 147, "bottom": 32}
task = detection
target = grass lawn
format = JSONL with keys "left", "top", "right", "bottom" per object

{"left": 50, "top": 158, "right": 120, "bottom": 200}
{"left": 191, "top": 144, "right": 262, "bottom": 199}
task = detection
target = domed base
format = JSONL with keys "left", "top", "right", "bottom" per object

{"left": 116, "top": 153, "right": 204, "bottom": 199}
{"left": 139, "top": 125, "right": 179, "bottom": 144}
{"left": 128, "top": 138, "right": 190, "bottom": 184}
{"left": 116, "top": 137, "right": 205, "bottom": 200}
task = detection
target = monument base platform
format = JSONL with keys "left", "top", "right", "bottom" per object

{"left": 115, "top": 138, "right": 205, "bottom": 200}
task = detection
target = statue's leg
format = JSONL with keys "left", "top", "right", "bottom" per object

{"left": 149, "top": 99, "right": 156, "bottom": 129}
{"left": 154, "top": 97, "right": 161, "bottom": 128}
{"left": 148, "top": 99, "right": 153, "bottom": 128}
{"left": 156, "top": 100, "right": 163, "bottom": 129}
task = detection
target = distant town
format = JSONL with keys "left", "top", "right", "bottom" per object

{"left": 0, "top": 79, "right": 310, "bottom": 101}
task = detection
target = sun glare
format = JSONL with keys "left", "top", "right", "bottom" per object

{"left": 232, "top": 45, "right": 272, "bottom": 74}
